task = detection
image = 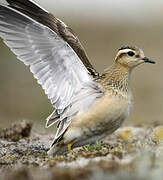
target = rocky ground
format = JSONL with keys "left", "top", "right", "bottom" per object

{"left": 0, "top": 120, "right": 163, "bottom": 180}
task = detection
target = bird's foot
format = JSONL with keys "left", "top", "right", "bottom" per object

{"left": 67, "top": 143, "right": 73, "bottom": 154}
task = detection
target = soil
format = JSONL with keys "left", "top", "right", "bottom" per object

{"left": 0, "top": 120, "right": 163, "bottom": 180}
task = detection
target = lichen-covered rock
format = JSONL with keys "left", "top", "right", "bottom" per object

{"left": 0, "top": 120, "right": 32, "bottom": 141}
{"left": 152, "top": 126, "right": 163, "bottom": 142}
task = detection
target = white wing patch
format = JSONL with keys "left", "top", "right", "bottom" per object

{"left": 0, "top": 5, "right": 103, "bottom": 143}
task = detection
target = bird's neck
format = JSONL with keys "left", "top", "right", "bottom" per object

{"left": 101, "top": 62, "right": 131, "bottom": 93}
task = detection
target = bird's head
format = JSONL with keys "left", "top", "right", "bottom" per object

{"left": 115, "top": 46, "right": 155, "bottom": 69}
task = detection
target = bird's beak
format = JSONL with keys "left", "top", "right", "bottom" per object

{"left": 142, "top": 57, "right": 156, "bottom": 64}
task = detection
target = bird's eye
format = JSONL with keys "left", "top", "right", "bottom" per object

{"left": 127, "top": 51, "right": 135, "bottom": 56}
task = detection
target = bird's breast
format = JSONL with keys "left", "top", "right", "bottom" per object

{"left": 64, "top": 92, "right": 133, "bottom": 143}
{"left": 71, "top": 92, "right": 132, "bottom": 130}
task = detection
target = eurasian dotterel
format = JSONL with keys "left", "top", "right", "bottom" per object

{"left": 0, "top": 0, "right": 155, "bottom": 155}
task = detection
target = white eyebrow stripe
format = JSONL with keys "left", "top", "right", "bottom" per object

{"left": 119, "top": 49, "right": 134, "bottom": 54}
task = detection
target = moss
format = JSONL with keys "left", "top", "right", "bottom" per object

{"left": 84, "top": 141, "right": 103, "bottom": 152}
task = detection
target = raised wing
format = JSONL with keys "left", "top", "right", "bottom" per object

{"left": 0, "top": 3, "right": 103, "bottom": 145}
{"left": 0, "top": 5, "right": 93, "bottom": 110}
{"left": 6, "top": 0, "right": 99, "bottom": 78}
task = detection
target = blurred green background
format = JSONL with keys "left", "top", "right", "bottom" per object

{"left": 0, "top": 0, "right": 162, "bottom": 129}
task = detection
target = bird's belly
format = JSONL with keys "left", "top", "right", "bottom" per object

{"left": 63, "top": 94, "right": 132, "bottom": 144}
{"left": 74, "top": 94, "right": 130, "bottom": 127}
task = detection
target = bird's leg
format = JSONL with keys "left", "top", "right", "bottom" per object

{"left": 67, "top": 143, "right": 73, "bottom": 153}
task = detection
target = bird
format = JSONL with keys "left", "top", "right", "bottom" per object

{"left": 0, "top": 0, "right": 155, "bottom": 156}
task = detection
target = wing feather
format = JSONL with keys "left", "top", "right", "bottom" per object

{"left": 0, "top": 4, "right": 103, "bottom": 144}
{"left": 0, "top": 5, "right": 91, "bottom": 108}
{"left": 5, "top": 0, "right": 100, "bottom": 78}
